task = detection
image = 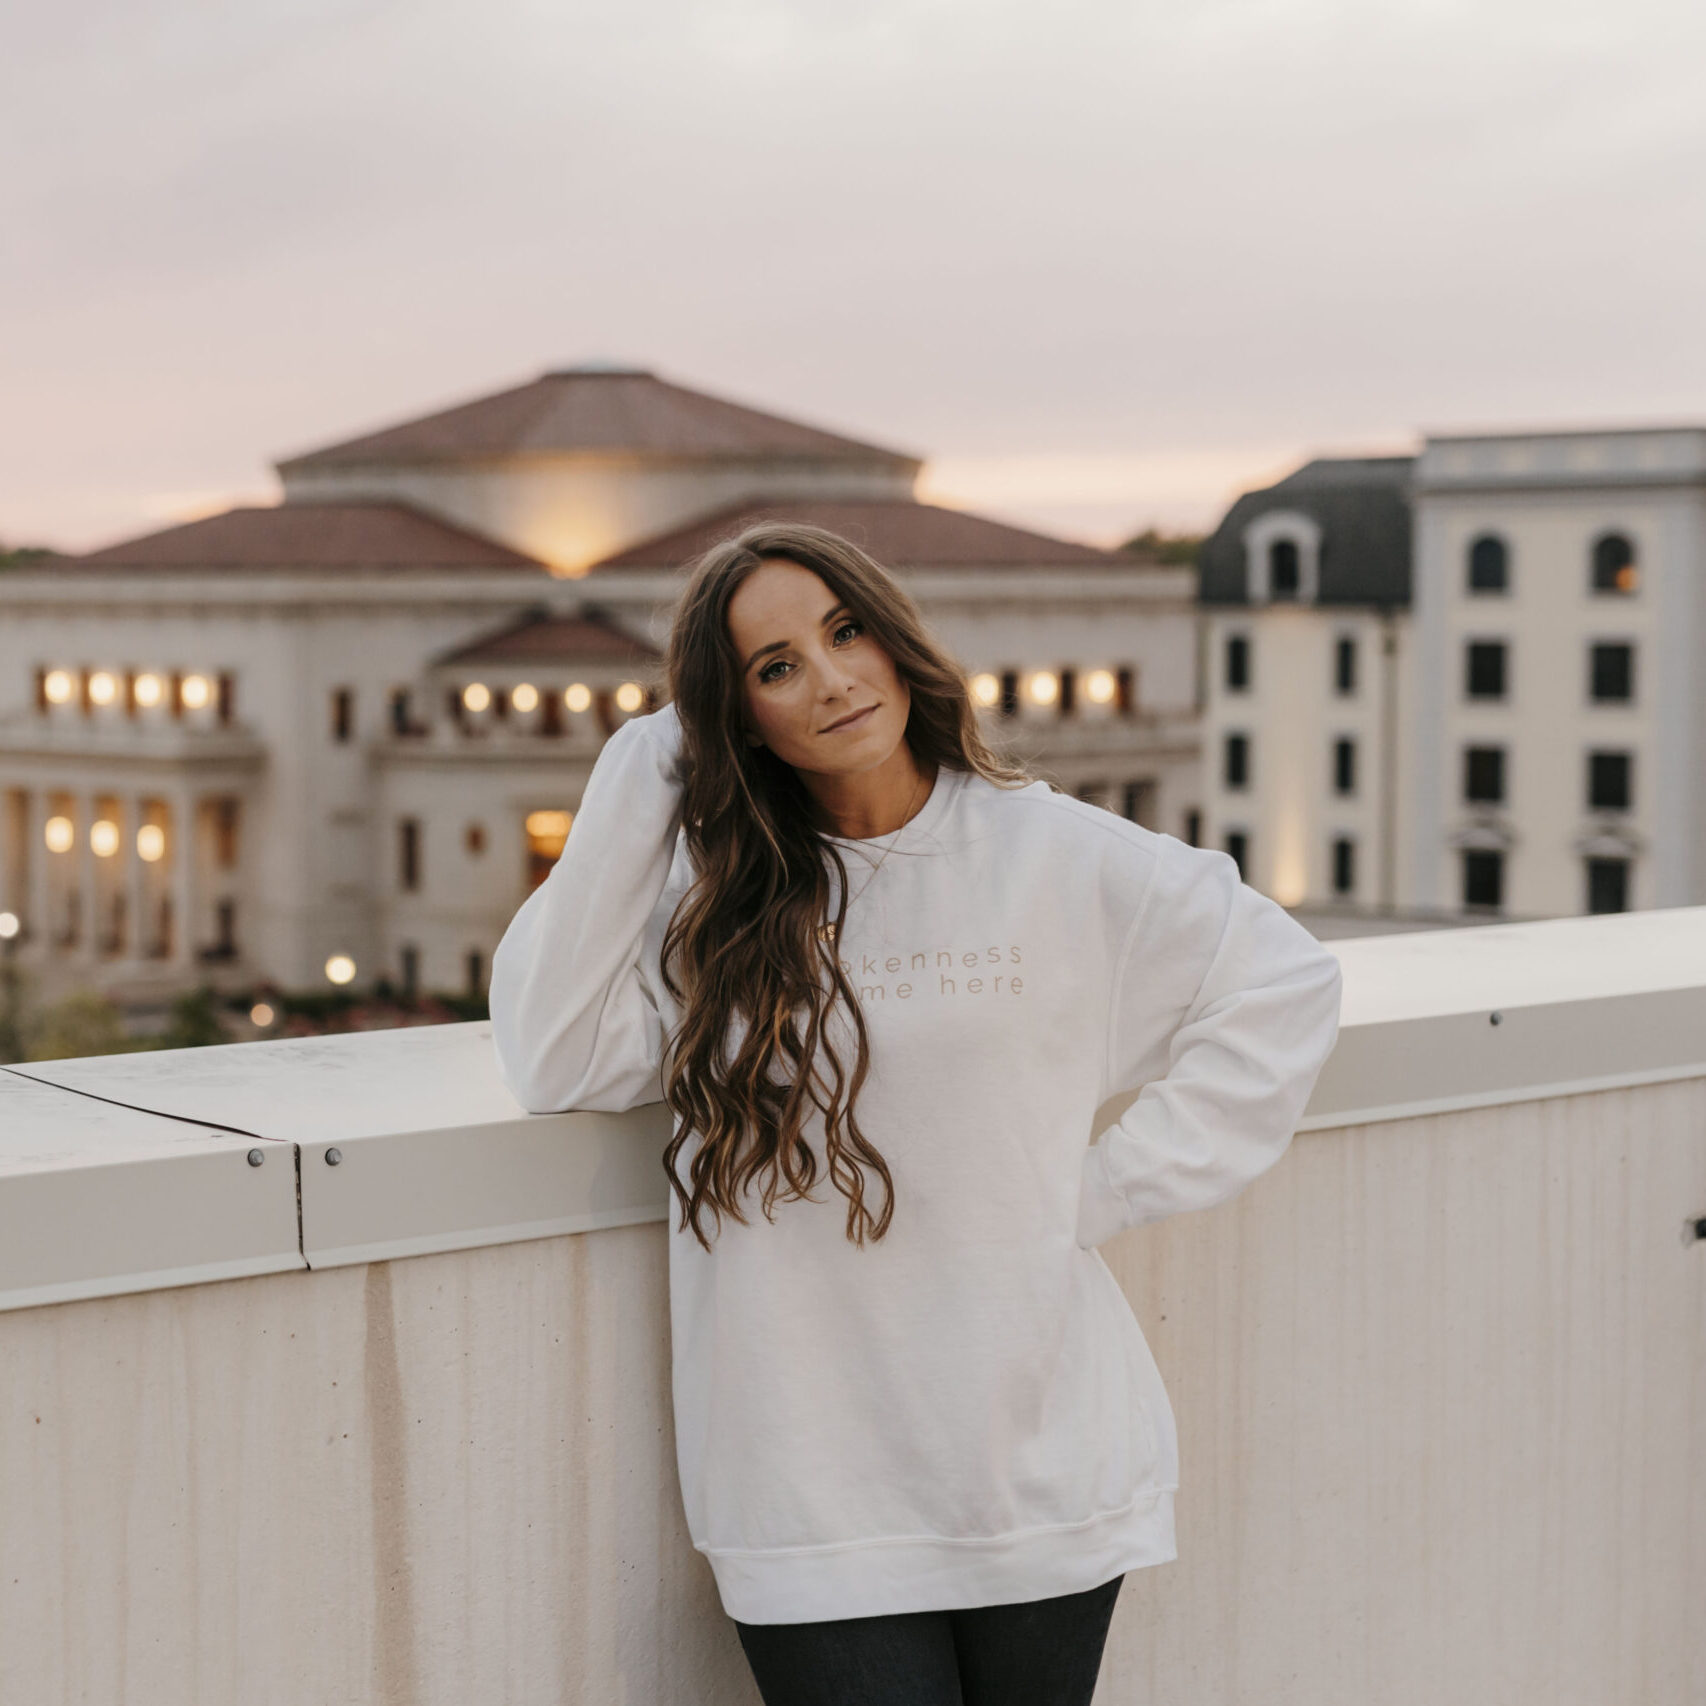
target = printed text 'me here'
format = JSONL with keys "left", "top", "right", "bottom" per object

{"left": 837, "top": 945, "right": 1026, "bottom": 1004}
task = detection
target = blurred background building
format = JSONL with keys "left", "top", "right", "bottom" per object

{"left": 3, "top": 365, "right": 1700, "bottom": 1041}
{"left": 0, "top": 366, "right": 1196, "bottom": 1019}
{"left": 1202, "top": 428, "right": 1705, "bottom": 927}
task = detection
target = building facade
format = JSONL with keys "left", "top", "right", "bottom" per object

{"left": 0, "top": 367, "right": 1201, "bottom": 1007}
{"left": 1199, "top": 427, "right": 1706, "bottom": 923}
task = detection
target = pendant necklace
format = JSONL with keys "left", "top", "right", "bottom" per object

{"left": 815, "top": 766, "right": 931, "bottom": 947}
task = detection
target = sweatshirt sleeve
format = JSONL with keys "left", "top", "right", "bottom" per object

{"left": 1075, "top": 834, "right": 1344, "bottom": 1249}
{"left": 488, "top": 700, "right": 687, "bottom": 1115}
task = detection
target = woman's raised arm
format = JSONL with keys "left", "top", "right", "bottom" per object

{"left": 488, "top": 700, "right": 687, "bottom": 1114}
{"left": 1075, "top": 834, "right": 1343, "bottom": 1249}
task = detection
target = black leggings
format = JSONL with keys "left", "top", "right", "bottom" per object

{"left": 732, "top": 1572, "right": 1124, "bottom": 1706}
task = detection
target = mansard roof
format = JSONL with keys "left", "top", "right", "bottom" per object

{"left": 1198, "top": 456, "right": 1414, "bottom": 608}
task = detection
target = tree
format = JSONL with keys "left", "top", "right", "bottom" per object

{"left": 1120, "top": 528, "right": 1204, "bottom": 566}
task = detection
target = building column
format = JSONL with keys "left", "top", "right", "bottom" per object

{"left": 75, "top": 790, "right": 98, "bottom": 966}
{"left": 126, "top": 795, "right": 149, "bottom": 964}
{"left": 25, "top": 790, "right": 50, "bottom": 961}
{"left": 171, "top": 792, "right": 198, "bottom": 969}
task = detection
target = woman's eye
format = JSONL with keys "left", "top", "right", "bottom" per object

{"left": 758, "top": 621, "right": 863, "bottom": 685}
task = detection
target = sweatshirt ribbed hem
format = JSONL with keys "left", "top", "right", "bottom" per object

{"left": 703, "top": 1485, "right": 1177, "bottom": 1625}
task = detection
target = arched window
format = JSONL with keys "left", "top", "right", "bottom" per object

{"left": 1591, "top": 532, "right": 1637, "bottom": 595}
{"left": 1467, "top": 534, "right": 1508, "bottom": 593}
{"left": 1268, "top": 539, "right": 1300, "bottom": 599}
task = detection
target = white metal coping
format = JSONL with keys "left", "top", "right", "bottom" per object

{"left": 4, "top": 902, "right": 1704, "bottom": 1313}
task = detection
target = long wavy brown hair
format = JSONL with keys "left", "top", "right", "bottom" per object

{"left": 654, "top": 522, "right": 1041, "bottom": 1252}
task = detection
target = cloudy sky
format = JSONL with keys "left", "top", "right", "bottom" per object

{"left": 6, "top": 0, "right": 1704, "bottom": 551}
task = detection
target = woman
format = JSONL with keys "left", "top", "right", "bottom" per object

{"left": 488, "top": 522, "right": 1343, "bottom": 1705}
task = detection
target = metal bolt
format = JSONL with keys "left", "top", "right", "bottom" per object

{"left": 247, "top": 1148, "right": 265, "bottom": 1167}
{"left": 325, "top": 1147, "right": 343, "bottom": 1167}
{"left": 1489, "top": 1011, "right": 1503, "bottom": 1026}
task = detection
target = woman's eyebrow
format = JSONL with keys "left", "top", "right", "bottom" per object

{"left": 744, "top": 604, "right": 852, "bottom": 673}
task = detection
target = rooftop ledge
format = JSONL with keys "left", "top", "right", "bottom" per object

{"left": 4, "top": 904, "right": 1705, "bottom": 1313}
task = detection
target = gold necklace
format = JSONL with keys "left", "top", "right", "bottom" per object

{"left": 816, "top": 766, "right": 931, "bottom": 946}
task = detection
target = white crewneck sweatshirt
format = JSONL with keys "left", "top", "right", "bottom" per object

{"left": 488, "top": 699, "right": 1343, "bottom": 1625}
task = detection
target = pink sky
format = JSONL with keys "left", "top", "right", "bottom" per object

{"left": 5, "top": 0, "right": 1703, "bottom": 554}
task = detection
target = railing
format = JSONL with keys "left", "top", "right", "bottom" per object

{"left": 3, "top": 906, "right": 1704, "bottom": 1704}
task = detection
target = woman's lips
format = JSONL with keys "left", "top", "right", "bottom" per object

{"left": 822, "top": 704, "right": 877, "bottom": 733}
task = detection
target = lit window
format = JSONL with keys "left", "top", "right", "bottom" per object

{"left": 1591, "top": 533, "right": 1637, "bottom": 595}
{"left": 525, "top": 809, "right": 572, "bottom": 890}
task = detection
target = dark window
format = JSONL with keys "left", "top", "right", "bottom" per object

{"left": 398, "top": 818, "right": 421, "bottom": 892}
{"left": 212, "top": 899, "right": 236, "bottom": 958}
{"left": 331, "top": 687, "right": 355, "bottom": 743}
{"left": 1468, "top": 535, "right": 1509, "bottom": 593}
{"left": 465, "top": 822, "right": 486, "bottom": 858}
{"left": 1269, "top": 539, "right": 1300, "bottom": 599}
{"left": 1224, "top": 732, "right": 1249, "bottom": 789}
{"left": 1588, "top": 751, "right": 1631, "bottom": 811}
{"left": 1466, "top": 641, "right": 1507, "bottom": 699}
{"left": 216, "top": 672, "right": 236, "bottom": 726}
{"left": 389, "top": 688, "right": 412, "bottom": 737}
{"left": 1333, "top": 738, "right": 1356, "bottom": 795}
{"left": 1332, "top": 836, "right": 1355, "bottom": 896}
{"left": 34, "top": 666, "right": 48, "bottom": 713}
{"left": 1590, "top": 642, "right": 1633, "bottom": 702}
{"left": 1464, "top": 746, "right": 1505, "bottom": 804}
{"left": 399, "top": 944, "right": 420, "bottom": 1002}
{"left": 213, "top": 798, "right": 239, "bottom": 869}
{"left": 1225, "top": 831, "right": 1247, "bottom": 875}
{"left": 1462, "top": 849, "right": 1503, "bottom": 909}
{"left": 1335, "top": 636, "right": 1357, "bottom": 695}
{"left": 1591, "top": 533, "right": 1637, "bottom": 595}
{"left": 1225, "top": 635, "right": 1250, "bottom": 691}
{"left": 540, "top": 692, "right": 563, "bottom": 737}
{"left": 1121, "top": 779, "right": 1155, "bottom": 825}
{"left": 1184, "top": 808, "right": 1201, "bottom": 847}
{"left": 1586, "top": 858, "right": 1628, "bottom": 913}
{"left": 466, "top": 948, "right": 484, "bottom": 996}
{"left": 1058, "top": 668, "right": 1076, "bottom": 716}
{"left": 999, "top": 670, "right": 1019, "bottom": 717}
{"left": 1115, "top": 666, "right": 1135, "bottom": 713}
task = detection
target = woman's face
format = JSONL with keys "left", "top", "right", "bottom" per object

{"left": 725, "top": 558, "right": 910, "bottom": 775}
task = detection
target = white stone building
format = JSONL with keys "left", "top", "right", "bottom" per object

{"left": 0, "top": 367, "right": 1199, "bottom": 1006}
{"left": 1198, "top": 427, "right": 1706, "bottom": 924}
